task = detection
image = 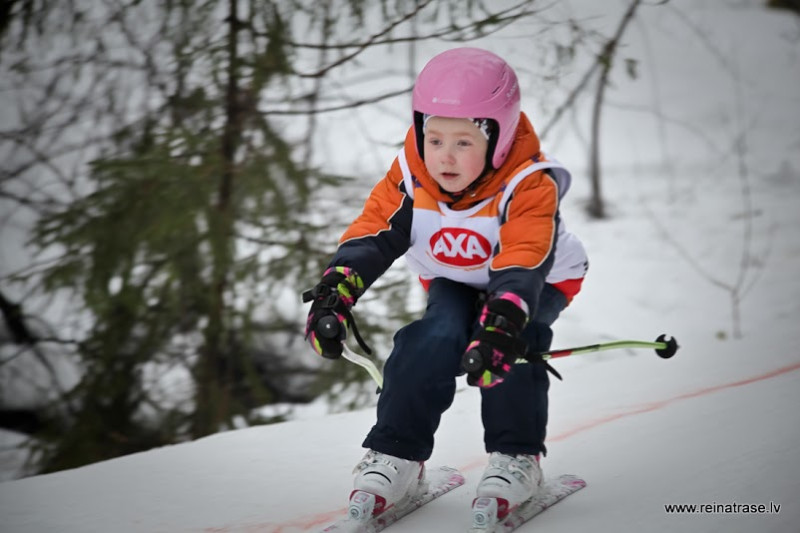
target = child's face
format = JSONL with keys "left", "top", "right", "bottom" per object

{"left": 423, "top": 117, "right": 488, "bottom": 193}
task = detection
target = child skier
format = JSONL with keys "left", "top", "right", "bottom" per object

{"left": 304, "top": 47, "right": 588, "bottom": 519}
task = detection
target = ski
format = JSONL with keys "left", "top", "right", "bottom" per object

{"left": 469, "top": 474, "right": 586, "bottom": 532}
{"left": 321, "top": 466, "right": 465, "bottom": 533}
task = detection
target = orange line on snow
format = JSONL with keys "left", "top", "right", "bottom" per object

{"left": 203, "top": 507, "right": 345, "bottom": 532}
{"left": 549, "top": 359, "right": 800, "bottom": 443}
{"left": 254, "top": 359, "right": 800, "bottom": 532}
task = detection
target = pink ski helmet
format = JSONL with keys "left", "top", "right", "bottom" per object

{"left": 412, "top": 47, "right": 521, "bottom": 169}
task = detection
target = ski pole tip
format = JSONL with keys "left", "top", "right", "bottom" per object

{"left": 655, "top": 334, "right": 679, "bottom": 359}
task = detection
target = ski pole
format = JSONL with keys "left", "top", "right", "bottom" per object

{"left": 342, "top": 344, "right": 384, "bottom": 391}
{"left": 522, "top": 334, "right": 679, "bottom": 363}
{"left": 462, "top": 334, "right": 679, "bottom": 374}
{"left": 314, "top": 314, "right": 384, "bottom": 390}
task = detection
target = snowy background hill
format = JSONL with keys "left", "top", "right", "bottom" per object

{"left": 2, "top": 0, "right": 800, "bottom": 532}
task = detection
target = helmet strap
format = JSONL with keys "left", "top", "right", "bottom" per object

{"left": 413, "top": 111, "right": 426, "bottom": 163}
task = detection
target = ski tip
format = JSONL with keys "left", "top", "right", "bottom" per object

{"left": 553, "top": 474, "right": 587, "bottom": 490}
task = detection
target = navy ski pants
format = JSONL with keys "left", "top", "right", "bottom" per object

{"left": 362, "top": 278, "right": 567, "bottom": 461}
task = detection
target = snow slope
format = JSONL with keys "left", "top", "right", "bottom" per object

{"left": 2, "top": 1, "right": 800, "bottom": 532}
{"left": 1, "top": 296, "right": 798, "bottom": 533}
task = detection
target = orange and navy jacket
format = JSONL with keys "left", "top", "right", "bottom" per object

{"left": 329, "top": 112, "right": 588, "bottom": 313}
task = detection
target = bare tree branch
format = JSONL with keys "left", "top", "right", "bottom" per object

{"left": 259, "top": 85, "right": 413, "bottom": 115}
{"left": 294, "top": 0, "right": 437, "bottom": 79}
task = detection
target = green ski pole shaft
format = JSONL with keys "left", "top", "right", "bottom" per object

{"left": 525, "top": 335, "right": 678, "bottom": 363}
{"left": 342, "top": 344, "right": 384, "bottom": 391}
{"left": 465, "top": 334, "right": 679, "bottom": 374}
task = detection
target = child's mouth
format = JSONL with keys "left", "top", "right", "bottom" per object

{"left": 441, "top": 172, "right": 459, "bottom": 180}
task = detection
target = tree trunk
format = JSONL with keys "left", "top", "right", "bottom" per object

{"left": 193, "top": 0, "right": 242, "bottom": 438}
{"left": 588, "top": 53, "right": 609, "bottom": 219}
{"left": 587, "top": 0, "right": 643, "bottom": 219}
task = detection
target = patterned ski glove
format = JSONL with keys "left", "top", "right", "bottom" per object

{"left": 462, "top": 293, "right": 529, "bottom": 388}
{"left": 302, "top": 266, "right": 365, "bottom": 359}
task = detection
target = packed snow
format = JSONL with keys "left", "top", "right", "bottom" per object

{"left": 1, "top": 1, "right": 799, "bottom": 532}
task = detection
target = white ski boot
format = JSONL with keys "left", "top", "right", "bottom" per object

{"left": 349, "top": 450, "right": 426, "bottom": 520}
{"left": 472, "top": 453, "right": 543, "bottom": 528}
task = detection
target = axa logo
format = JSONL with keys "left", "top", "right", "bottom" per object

{"left": 429, "top": 228, "right": 492, "bottom": 267}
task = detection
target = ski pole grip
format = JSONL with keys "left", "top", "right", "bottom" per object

{"left": 462, "top": 349, "right": 484, "bottom": 374}
{"left": 316, "top": 314, "right": 341, "bottom": 339}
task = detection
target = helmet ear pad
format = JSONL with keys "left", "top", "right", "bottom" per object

{"left": 413, "top": 111, "right": 426, "bottom": 164}
{"left": 482, "top": 119, "right": 500, "bottom": 171}
{"left": 413, "top": 112, "right": 500, "bottom": 174}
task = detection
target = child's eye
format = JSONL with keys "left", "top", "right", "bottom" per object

{"left": 428, "top": 138, "right": 441, "bottom": 146}
{"left": 457, "top": 140, "right": 472, "bottom": 147}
